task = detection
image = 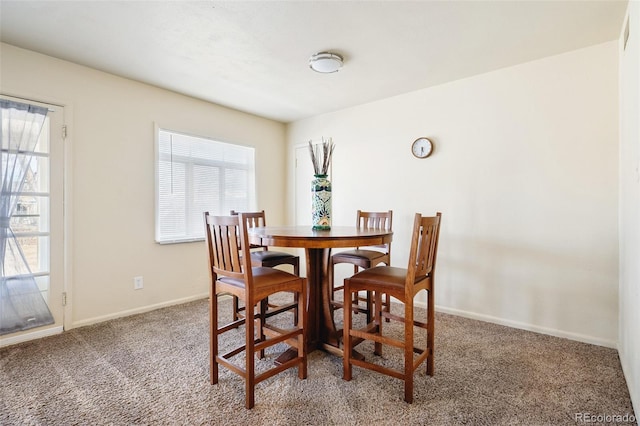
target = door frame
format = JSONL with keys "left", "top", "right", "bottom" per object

{"left": 0, "top": 93, "right": 73, "bottom": 346}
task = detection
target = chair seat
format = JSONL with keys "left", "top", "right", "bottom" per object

{"left": 250, "top": 250, "right": 297, "bottom": 262}
{"left": 332, "top": 249, "right": 388, "bottom": 264}
{"left": 349, "top": 266, "right": 429, "bottom": 300}
{"left": 219, "top": 267, "right": 301, "bottom": 291}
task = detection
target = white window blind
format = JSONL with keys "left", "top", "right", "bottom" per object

{"left": 155, "top": 128, "right": 256, "bottom": 244}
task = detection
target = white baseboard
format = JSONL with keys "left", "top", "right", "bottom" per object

{"left": 0, "top": 326, "right": 64, "bottom": 348}
{"left": 430, "top": 303, "right": 617, "bottom": 349}
{"left": 2, "top": 295, "right": 616, "bottom": 351}
{"left": 70, "top": 293, "right": 209, "bottom": 329}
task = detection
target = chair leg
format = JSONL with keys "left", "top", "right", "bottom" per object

{"left": 404, "top": 369, "right": 414, "bottom": 404}
{"left": 246, "top": 301, "right": 256, "bottom": 409}
{"left": 210, "top": 291, "right": 218, "bottom": 385}
{"left": 352, "top": 265, "right": 360, "bottom": 312}
{"left": 293, "top": 259, "right": 300, "bottom": 325}
{"left": 330, "top": 259, "right": 341, "bottom": 306}
{"left": 298, "top": 282, "right": 307, "bottom": 380}
{"left": 374, "top": 291, "right": 383, "bottom": 356}
{"left": 232, "top": 295, "right": 240, "bottom": 321}
{"left": 383, "top": 259, "right": 391, "bottom": 322}
{"left": 342, "top": 278, "right": 353, "bottom": 382}
{"left": 404, "top": 302, "right": 414, "bottom": 404}
{"left": 427, "top": 287, "right": 435, "bottom": 376}
{"left": 384, "top": 293, "right": 391, "bottom": 322}
{"left": 365, "top": 290, "right": 373, "bottom": 323}
{"left": 258, "top": 300, "right": 267, "bottom": 359}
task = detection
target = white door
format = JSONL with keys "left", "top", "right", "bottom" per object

{"left": 295, "top": 145, "right": 313, "bottom": 226}
{"left": 0, "top": 95, "right": 65, "bottom": 336}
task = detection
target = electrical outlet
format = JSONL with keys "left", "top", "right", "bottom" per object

{"left": 133, "top": 276, "right": 144, "bottom": 290}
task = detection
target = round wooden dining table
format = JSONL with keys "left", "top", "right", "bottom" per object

{"left": 247, "top": 226, "right": 393, "bottom": 357}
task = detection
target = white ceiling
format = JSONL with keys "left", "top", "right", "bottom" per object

{"left": 0, "top": 0, "right": 628, "bottom": 123}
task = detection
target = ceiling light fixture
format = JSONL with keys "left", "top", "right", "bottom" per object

{"left": 309, "top": 52, "right": 343, "bottom": 73}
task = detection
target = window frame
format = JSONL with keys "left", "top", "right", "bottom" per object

{"left": 154, "top": 125, "right": 256, "bottom": 244}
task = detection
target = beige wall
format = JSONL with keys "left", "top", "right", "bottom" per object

{"left": 0, "top": 43, "right": 287, "bottom": 328}
{"left": 0, "top": 38, "right": 625, "bottom": 350}
{"left": 618, "top": 0, "right": 640, "bottom": 414}
{"left": 287, "top": 41, "right": 620, "bottom": 347}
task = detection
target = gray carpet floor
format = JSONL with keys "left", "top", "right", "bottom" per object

{"left": 0, "top": 296, "right": 635, "bottom": 425}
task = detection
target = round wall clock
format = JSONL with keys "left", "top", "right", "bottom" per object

{"left": 411, "top": 137, "right": 433, "bottom": 159}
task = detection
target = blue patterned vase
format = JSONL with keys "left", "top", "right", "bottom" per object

{"left": 311, "top": 174, "right": 331, "bottom": 230}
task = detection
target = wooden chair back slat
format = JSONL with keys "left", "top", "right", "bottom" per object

{"left": 414, "top": 214, "right": 441, "bottom": 278}
{"left": 356, "top": 210, "right": 393, "bottom": 251}
{"left": 230, "top": 210, "right": 267, "bottom": 249}
{"left": 204, "top": 213, "right": 246, "bottom": 281}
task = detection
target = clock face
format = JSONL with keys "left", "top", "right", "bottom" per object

{"left": 412, "top": 137, "right": 433, "bottom": 158}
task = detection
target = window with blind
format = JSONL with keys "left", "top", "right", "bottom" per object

{"left": 155, "top": 128, "right": 256, "bottom": 244}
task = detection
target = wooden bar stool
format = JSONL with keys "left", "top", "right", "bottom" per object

{"left": 343, "top": 212, "right": 441, "bottom": 403}
{"left": 330, "top": 210, "right": 392, "bottom": 320}
{"left": 204, "top": 212, "right": 307, "bottom": 409}
{"left": 230, "top": 210, "right": 300, "bottom": 324}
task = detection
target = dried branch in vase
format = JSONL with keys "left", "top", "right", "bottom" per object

{"left": 308, "top": 137, "right": 335, "bottom": 176}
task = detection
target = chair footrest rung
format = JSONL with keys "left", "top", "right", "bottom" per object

{"left": 380, "top": 311, "right": 429, "bottom": 329}
{"left": 413, "top": 347, "right": 430, "bottom": 369}
{"left": 221, "top": 344, "right": 247, "bottom": 360}
{"left": 255, "top": 356, "right": 303, "bottom": 385}
{"left": 218, "top": 318, "right": 245, "bottom": 333}
{"left": 349, "top": 327, "right": 404, "bottom": 349}
{"left": 331, "top": 300, "right": 370, "bottom": 314}
{"left": 262, "top": 326, "right": 304, "bottom": 348}
{"left": 255, "top": 327, "right": 302, "bottom": 352}
{"left": 350, "top": 357, "right": 404, "bottom": 380}
{"left": 264, "top": 302, "right": 297, "bottom": 318}
{"left": 216, "top": 355, "right": 245, "bottom": 377}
